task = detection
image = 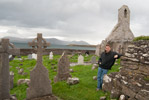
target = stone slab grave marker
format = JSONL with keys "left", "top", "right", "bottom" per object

{"left": 78, "top": 54, "right": 84, "bottom": 65}
{"left": 32, "top": 53, "right": 37, "bottom": 60}
{"left": 91, "top": 56, "right": 96, "bottom": 64}
{"left": 49, "top": 51, "right": 53, "bottom": 60}
{"left": 27, "top": 33, "right": 52, "bottom": 100}
{"left": 54, "top": 52, "right": 71, "bottom": 83}
{"left": 28, "top": 54, "right": 32, "bottom": 59}
{"left": 0, "top": 39, "right": 20, "bottom": 100}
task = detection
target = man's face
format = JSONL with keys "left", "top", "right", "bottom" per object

{"left": 105, "top": 46, "right": 111, "bottom": 53}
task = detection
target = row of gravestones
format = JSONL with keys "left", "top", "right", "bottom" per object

{"left": 28, "top": 51, "right": 53, "bottom": 60}
{"left": 0, "top": 33, "right": 97, "bottom": 100}
{"left": 28, "top": 52, "right": 97, "bottom": 65}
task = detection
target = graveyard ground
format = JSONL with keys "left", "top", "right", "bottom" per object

{"left": 9, "top": 54, "right": 120, "bottom": 100}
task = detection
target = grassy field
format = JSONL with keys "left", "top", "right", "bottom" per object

{"left": 133, "top": 36, "right": 149, "bottom": 41}
{"left": 9, "top": 54, "right": 120, "bottom": 100}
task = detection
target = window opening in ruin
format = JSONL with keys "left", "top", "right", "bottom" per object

{"left": 124, "top": 9, "right": 127, "bottom": 18}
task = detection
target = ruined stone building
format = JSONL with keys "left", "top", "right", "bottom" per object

{"left": 95, "top": 5, "right": 134, "bottom": 56}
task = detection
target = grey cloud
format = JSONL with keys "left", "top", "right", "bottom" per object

{"left": 0, "top": 0, "right": 148, "bottom": 44}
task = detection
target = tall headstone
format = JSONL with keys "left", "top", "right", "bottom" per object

{"left": 106, "top": 5, "right": 134, "bottom": 42}
{"left": 78, "top": 55, "right": 84, "bottom": 65}
{"left": 91, "top": 56, "right": 96, "bottom": 64}
{"left": 0, "top": 39, "right": 20, "bottom": 100}
{"left": 49, "top": 51, "right": 53, "bottom": 60}
{"left": 27, "top": 33, "right": 52, "bottom": 100}
{"left": 54, "top": 52, "right": 71, "bottom": 82}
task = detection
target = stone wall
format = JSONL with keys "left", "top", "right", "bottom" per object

{"left": 102, "top": 40, "right": 149, "bottom": 100}
{"left": 20, "top": 48, "right": 95, "bottom": 56}
{"left": 108, "top": 41, "right": 132, "bottom": 55}
{"left": 96, "top": 40, "right": 132, "bottom": 56}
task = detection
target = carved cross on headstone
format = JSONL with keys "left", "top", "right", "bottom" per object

{"left": 27, "top": 33, "right": 52, "bottom": 100}
{"left": 28, "top": 33, "right": 50, "bottom": 65}
{"left": 0, "top": 39, "right": 20, "bottom": 100}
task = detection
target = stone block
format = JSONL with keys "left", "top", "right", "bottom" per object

{"left": 135, "top": 89, "right": 149, "bottom": 100}
{"left": 100, "top": 96, "right": 106, "bottom": 100}
{"left": 122, "top": 85, "right": 136, "bottom": 98}
{"left": 110, "top": 89, "right": 121, "bottom": 99}
{"left": 67, "top": 77, "right": 79, "bottom": 85}
{"left": 119, "top": 95, "right": 125, "bottom": 100}
{"left": 93, "top": 76, "right": 97, "bottom": 80}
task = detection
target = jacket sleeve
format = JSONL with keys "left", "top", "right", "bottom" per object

{"left": 114, "top": 52, "right": 123, "bottom": 59}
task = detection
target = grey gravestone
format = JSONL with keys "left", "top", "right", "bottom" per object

{"left": 27, "top": 33, "right": 52, "bottom": 100}
{"left": 28, "top": 54, "right": 32, "bottom": 59}
{"left": 78, "top": 55, "right": 84, "bottom": 65}
{"left": 91, "top": 56, "right": 96, "bottom": 64}
{"left": 54, "top": 52, "right": 71, "bottom": 83}
{"left": 0, "top": 39, "right": 20, "bottom": 100}
{"left": 49, "top": 51, "right": 53, "bottom": 60}
{"left": 10, "top": 71, "right": 14, "bottom": 89}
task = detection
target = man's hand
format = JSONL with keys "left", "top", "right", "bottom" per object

{"left": 114, "top": 55, "right": 118, "bottom": 59}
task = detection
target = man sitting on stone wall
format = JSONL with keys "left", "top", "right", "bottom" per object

{"left": 96, "top": 44, "right": 122, "bottom": 91}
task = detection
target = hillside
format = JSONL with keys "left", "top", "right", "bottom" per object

{"left": 1, "top": 36, "right": 90, "bottom": 45}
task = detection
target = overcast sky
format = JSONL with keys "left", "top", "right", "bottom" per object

{"left": 0, "top": 0, "right": 148, "bottom": 44}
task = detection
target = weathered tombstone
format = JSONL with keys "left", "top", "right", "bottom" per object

{"left": 78, "top": 55, "right": 84, "bottom": 65}
{"left": 54, "top": 52, "right": 71, "bottom": 83}
{"left": 32, "top": 53, "right": 37, "bottom": 60}
{"left": 0, "top": 39, "right": 20, "bottom": 100}
{"left": 27, "top": 33, "right": 52, "bottom": 100}
{"left": 10, "top": 71, "right": 14, "bottom": 89}
{"left": 49, "top": 51, "right": 53, "bottom": 60}
{"left": 28, "top": 54, "right": 32, "bottom": 59}
{"left": 91, "top": 56, "right": 96, "bottom": 64}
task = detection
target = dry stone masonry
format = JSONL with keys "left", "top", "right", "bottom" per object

{"left": 102, "top": 40, "right": 149, "bottom": 100}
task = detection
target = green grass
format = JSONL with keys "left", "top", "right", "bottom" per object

{"left": 133, "top": 36, "right": 149, "bottom": 41}
{"left": 9, "top": 54, "right": 120, "bottom": 100}
{"left": 144, "top": 76, "right": 149, "bottom": 81}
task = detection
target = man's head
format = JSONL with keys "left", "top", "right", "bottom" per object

{"left": 105, "top": 44, "right": 111, "bottom": 53}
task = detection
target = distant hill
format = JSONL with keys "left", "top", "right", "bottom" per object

{"left": 1, "top": 36, "right": 90, "bottom": 45}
